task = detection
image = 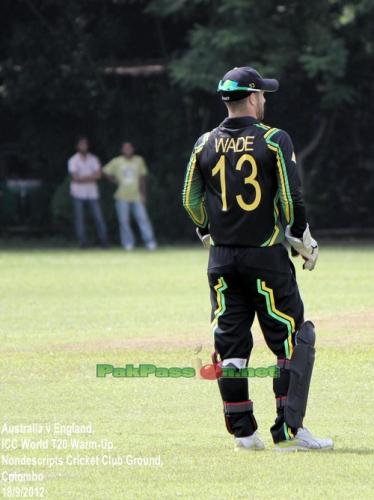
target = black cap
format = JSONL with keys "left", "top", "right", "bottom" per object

{"left": 217, "top": 66, "right": 279, "bottom": 101}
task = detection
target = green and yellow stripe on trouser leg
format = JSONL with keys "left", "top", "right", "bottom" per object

{"left": 211, "top": 277, "right": 228, "bottom": 335}
{"left": 257, "top": 279, "right": 295, "bottom": 441}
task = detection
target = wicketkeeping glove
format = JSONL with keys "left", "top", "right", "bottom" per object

{"left": 285, "top": 224, "right": 319, "bottom": 271}
{"left": 196, "top": 228, "right": 210, "bottom": 249}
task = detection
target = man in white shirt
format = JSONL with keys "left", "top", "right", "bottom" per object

{"left": 68, "top": 137, "right": 108, "bottom": 248}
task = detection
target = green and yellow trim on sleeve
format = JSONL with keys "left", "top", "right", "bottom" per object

{"left": 257, "top": 279, "right": 295, "bottom": 358}
{"left": 261, "top": 191, "right": 284, "bottom": 246}
{"left": 263, "top": 128, "right": 294, "bottom": 226}
{"left": 182, "top": 132, "right": 210, "bottom": 228}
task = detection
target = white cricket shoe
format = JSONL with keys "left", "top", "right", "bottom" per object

{"left": 275, "top": 427, "right": 334, "bottom": 452}
{"left": 234, "top": 431, "right": 265, "bottom": 451}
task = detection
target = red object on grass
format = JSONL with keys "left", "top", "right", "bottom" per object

{"left": 200, "top": 363, "right": 223, "bottom": 380}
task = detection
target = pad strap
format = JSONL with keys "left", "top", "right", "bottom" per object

{"left": 223, "top": 400, "right": 257, "bottom": 436}
{"left": 276, "top": 396, "right": 287, "bottom": 409}
{"left": 277, "top": 358, "right": 291, "bottom": 370}
{"left": 224, "top": 400, "right": 253, "bottom": 414}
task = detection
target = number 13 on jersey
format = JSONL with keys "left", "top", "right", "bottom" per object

{"left": 212, "top": 154, "right": 262, "bottom": 212}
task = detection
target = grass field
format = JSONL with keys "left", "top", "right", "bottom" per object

{"left": 1, "top": 245, "right": 374, "bottom": 499}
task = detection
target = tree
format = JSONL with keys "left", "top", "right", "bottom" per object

{"left": 149, "top": 0, "right": 374, "bottom": 230}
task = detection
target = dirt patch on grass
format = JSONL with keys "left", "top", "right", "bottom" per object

{"left": 1, "top": 310, "right": 373, "bottom": 354}
{"left": 49, "top": 309, "right": 374, "bottom": 351}
{"left": 51, "top": 336, "right": 212, "bottom": 353}
{"left": 312, "top": 310, "right": 374, "bottom": 346}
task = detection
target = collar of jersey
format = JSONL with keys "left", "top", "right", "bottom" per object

{"left": 220, "top": 116, "right": 258, "bottom": 129}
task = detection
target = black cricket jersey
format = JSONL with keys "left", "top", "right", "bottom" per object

{"left": 182, "top": 116, "right": 307, "bottom": 247}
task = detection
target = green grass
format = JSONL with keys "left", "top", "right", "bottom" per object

{"left": 1, "top": 246, "right": 374, "bottom": 499}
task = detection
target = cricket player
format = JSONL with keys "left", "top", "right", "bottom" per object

{"left": 182, "top": 67, "right": 333, "bottom": 452}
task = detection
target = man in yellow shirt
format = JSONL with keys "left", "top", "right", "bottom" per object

{"left": 103, "top": 142, "right": 157, "bottom": 250}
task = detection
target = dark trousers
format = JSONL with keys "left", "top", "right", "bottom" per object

{"left": 72, "top": 197, "right": 108, "bottom": 246}
{"left": 208, "top": 244, "right": 304, "bottom": 442}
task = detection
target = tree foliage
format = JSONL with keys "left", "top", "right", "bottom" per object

{"left": 149, "top": 0, "right": 373, "bottom": 107}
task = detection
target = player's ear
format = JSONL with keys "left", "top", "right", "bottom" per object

{"left": 248, "top": 93, "right": 257, "bottom": 106}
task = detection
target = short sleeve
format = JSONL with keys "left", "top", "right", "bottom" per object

{"left": 68, "top": 156, "right": 77, "bottom": 174}
{"left": 102, "top": 159, "right": 117, "bottom": 176}
{"left": 138, "top": 157, "right": 148, "bottom": 176}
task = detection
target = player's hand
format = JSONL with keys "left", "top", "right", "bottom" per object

{"left": 196, "top": 228, "right": 210, "bottom": 249}
{"left": 285, "top": 224, "right": 318, "bottom": 271}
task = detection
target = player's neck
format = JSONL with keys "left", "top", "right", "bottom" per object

{"left": 227, "top": 110, "right": 257, "bottom": 119}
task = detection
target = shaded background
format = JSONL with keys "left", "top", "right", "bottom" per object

{"left": 0, "top": 0, "right": 373, "bottom": 243}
